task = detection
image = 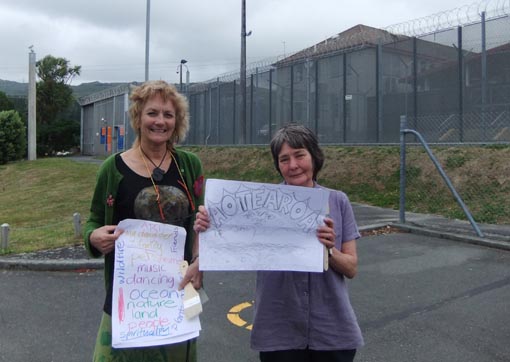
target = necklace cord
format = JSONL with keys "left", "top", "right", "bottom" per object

{"left": 140, "top": 146, "right": 167, "bottom": 169}
{"left": 138, "top": 147, "right": 196, "bottom": 221}
{"left": 139, "top": 147, "right": 166, "bottom": 221}
{"left": 171, "top": 153, "right": 196, "bottom": 212}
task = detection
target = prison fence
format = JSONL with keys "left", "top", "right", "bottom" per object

{"left": 184, "top": 1, "right": 510, "bottom": 147}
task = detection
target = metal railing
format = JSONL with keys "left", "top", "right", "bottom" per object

{"left": 0, "top": 213, "right": 81, "bottom": 252}
{"left": 399, "top": 115, "right": 484, "bottom": 237}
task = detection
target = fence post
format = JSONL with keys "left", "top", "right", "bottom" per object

{"left": 73, "top": 213, "right": 81, "bottom": 237}
{"left": 399, "top": 115, "right": 407, "bottom": 224}
{"left": 1, "top": 223, "right": 9, "bottom": 251}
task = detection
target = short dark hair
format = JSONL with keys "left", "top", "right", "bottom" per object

{"left": 270, "top": 123, "right": 324, "bottom": 180}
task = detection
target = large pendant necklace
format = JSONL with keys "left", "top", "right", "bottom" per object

{"left": 138, "top": 147, "right": 196, "bottom": 222}
{"left": 139, "top": 146, "right": 167, "bottom": 182}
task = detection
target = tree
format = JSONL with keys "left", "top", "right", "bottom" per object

{"left": 35, "top": 55, "right": 81, "bottom": 155}
{"left": 0, "top": 91, "right": 14, "bottom": 112}
{"left": 0, "top": 110, "right": 26, "bottom": 164}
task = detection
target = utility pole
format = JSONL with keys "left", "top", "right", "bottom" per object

{"left": 28, "top": 46, "right": 36, "bottom": 161}
{"left": 145, "top": 0, "right": 151, "bottom": 81}
{"left": 240, "top": 0, "right": 251, "bottom": 144}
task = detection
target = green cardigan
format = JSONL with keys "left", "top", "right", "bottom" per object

{"left": 83, "top": 148, "right": 204, "bottom": 290}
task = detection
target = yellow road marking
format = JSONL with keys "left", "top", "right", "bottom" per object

{"left": 227, "top": 301, "right": 253, "bottom": 330}
{"left": 229, "top": 301, "right": 252, "bottom": 313}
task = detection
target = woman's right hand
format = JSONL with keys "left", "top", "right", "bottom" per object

{"left": 194, "top": 205, "right": 211, "bottom": 232}
{"left": 89, "top": 225, "right": 121, "bottom": 255}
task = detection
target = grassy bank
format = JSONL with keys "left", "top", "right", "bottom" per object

{"left": 1, "top": 145, "right": 509, "bottom": 254}
{"left": 191, "top": 145, "right": 510, "bottom": 224}
{"left": 0, "top": 158, "right": 99, "bottom": 254}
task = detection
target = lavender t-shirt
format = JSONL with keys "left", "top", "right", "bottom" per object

{"left": 250, "top": 187, "right": 364, "bottom": 352}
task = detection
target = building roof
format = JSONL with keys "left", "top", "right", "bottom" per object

{"left": 276, "top": 24, "right": 409, "bottom": 66}
{"left": 77, "top": 83, "right": 134, "bottom": 106}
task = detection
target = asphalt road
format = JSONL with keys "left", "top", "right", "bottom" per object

{"left": 1, "top": 231, "right": 509, "bottom": 362}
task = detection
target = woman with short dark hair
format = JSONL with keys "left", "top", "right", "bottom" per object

{"left": 195, "top": 123, "right": 364, "bottom": 362}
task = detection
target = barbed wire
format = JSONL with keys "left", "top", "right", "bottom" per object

{"left": 189, "top": 56, "right": 279, "bottom": 92}
{"left": 386, "top": 0, "right": 510, "bottom": 36}
{"left": 191, "top": 26, "right": 407, "bottom": 88}
{"left": 189, "top": 0, "right": 510, "bottom": 88}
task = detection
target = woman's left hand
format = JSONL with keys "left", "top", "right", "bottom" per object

{"left": 317, "top": 217, "right": 336, "bottom": 249}
{"left": 318, "top": 217, "right": 359, "bottom": 279}
{"left": 193, "top": 205, "right": 210, "bottom": 232}
{"left": 179, "top": 257, "right": 203, "bottom": 290}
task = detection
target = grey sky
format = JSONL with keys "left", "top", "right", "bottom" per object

{"left": 0, "top": 0, "right": 490, "bottom": 85}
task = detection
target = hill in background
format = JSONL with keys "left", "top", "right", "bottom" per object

{"left": 0, "top": 79, "right": 28, "bottom": 97}
{"left": 0, "top": 79, "right": 127, "bottom": 99}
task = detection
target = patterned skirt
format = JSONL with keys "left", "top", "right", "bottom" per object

{"left": 93, "top": 312, "right": 197, "bottom": 362}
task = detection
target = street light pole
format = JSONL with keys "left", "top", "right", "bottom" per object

{"left": 186, "top": 67, "right": 190, "bottom": 93}
{"left": 145, "top": 0, "right": 151, "bottom": 81}
{"left": 179, "top": 59, "right": 187, "bottom": 92}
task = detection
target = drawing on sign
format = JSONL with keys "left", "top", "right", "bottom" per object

{"left": 200, "top": 179, "right": 329, "bottom": 272}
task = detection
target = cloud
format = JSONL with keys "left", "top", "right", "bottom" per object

{"left": 0, "top": 0, "right": 481, "bottom": 85}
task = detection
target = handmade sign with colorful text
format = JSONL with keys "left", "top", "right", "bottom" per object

{"left": 112, "top": 218, "right": 201, "bottom": 348}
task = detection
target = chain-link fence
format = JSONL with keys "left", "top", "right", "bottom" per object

{"left": 183, "top": 1, "right": 510, "bottom": 228}
{"left": 185, "top": 0, "right": 510, "bottom": 147}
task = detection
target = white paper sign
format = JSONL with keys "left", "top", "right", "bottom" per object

{"left": 112, "top": 219, "right": 201, "bottom": 348}
{"left": 200, "top": 179, "right": 329, "bottom": 272}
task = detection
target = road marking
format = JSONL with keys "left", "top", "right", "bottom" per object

{"left": 227, "top": 301, "right": 253, "bottom": 330}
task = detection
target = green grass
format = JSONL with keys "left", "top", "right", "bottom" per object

{"left": 1, "top": 144, "right": 508, "bottom": 254}
{"left": 0, "top": 158, "right": 100, "bottom": 254}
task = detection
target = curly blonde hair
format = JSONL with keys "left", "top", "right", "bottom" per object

{"left": 129, "top": 80, "right": 189, "bottom": 149}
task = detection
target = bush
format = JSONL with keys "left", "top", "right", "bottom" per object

{"left": 37, "top": 118, "right": 80, "bottom": 156}
{"left": 0, "top": 110, "right": 26, "bottom": 164}
{"left": 0, "top": 91, "right": 14, "bottom": 111}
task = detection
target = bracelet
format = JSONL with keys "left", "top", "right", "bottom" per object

{"left": 190, "top": 254, "right": 199, "bottom": 264}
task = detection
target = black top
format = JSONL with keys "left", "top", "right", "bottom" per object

{"left": 103, "top": 152, "right": 191, "bottom": 315}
